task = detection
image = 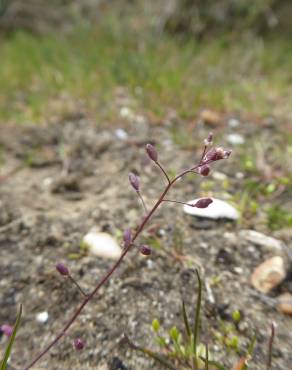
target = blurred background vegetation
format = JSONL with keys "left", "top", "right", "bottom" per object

{"left": 0, "top": 0, "right": 292, "bottom": 124}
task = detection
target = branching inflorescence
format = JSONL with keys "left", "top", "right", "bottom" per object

{"left": 22, "top": 133, "right": 231, "bottom": 369}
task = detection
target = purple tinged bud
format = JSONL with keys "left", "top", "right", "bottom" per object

{"left": 222, "top": 149, "right": 232, "bottom": 158}
{"left": 74, "top": 338, "right": 85, "bottom": 350}
{"left": 198, "top": 164, "right": 210, "bottom": 176}
{"left": 56, "top": 262, "right": 69, "bottom": 276}
{"left": 204, "top": 132, "right": 213, "bottom": 146}
{"left": 146, "top": 143, "right": 158, "bottom": 162}
{"left": 123, "top": 228, "right": 132, "bottom": 247}
{"left": 140, "top": 244, "right": 151, "bottom": 256}
{"left": 193, "top": 198, "right": 213, "bottom": 208}
{"left": 203, "top": 147, "right": 231, "bottom": 162}
{"left": 1, "top": 324, "right": 13, "bottom": 337}
{"left": 129, "top": 172, "right": 140, "bottom": 191}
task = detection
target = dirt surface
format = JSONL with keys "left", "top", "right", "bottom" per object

{"left": 0, "top": 116, "right": 291, "bottom": 370}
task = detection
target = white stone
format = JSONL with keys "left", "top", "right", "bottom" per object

{"left": 83, "top": 231, "right": 122, "bottom": 260}
{"left": 36, "top": 311, "right": 49, "bottom": 323}
{"left": 226, "top": 133, "right": 245, "bottom": 145}
{"left": 239, "top": 230, "right": 284, "bottom": 252}
{"left": 183, "top": 198, "right": 239, "bottom": 220}
{"left": 212, "top": 171, "right": 227, "bottom": 181}
{"left": 228, "top": 118, "right": 240, "bottom": 128}
{"left": 120, "top": 107, "right": 133, "bottom": 119}
{"left": 115, "top": 128, "right": 128, "bottom": 140}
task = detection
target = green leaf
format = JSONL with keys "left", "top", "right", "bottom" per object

{"left": 1, "top": 304, "right": 22, "bottom": 370}
{"left": 169, "top": 326, "right": 179, "bottom": 342}
{"left": 247, "top": 334, "right": 256, "bottom": 356}
{"left": 204, "top": 344, "right": 209, "bottom": 370}
{"left": 138, "top": 347, "right": 180, "bottom": 370}
{"left": 200, "top": 358, "right": 227, "bottom": 370}
{"left": 124, "top": 334, "right": 179, "bottom": 370}
{"left": 182, "top": 300, "right": 191, "bottom": 338}
{"left": 192, "top": 269, "right": 202, "bottom": 369}
{"left": 152, "top": 319, "right": 160, "bottom": 332}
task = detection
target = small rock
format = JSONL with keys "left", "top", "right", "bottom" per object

{"left": 277, "top": 293, "right": 292, "bottom": 315}
{"left": 212, "top": 171, "right": 227, "bottom": 181}
{"left": 115, "top": 128, "right": 128, "bottom": 141}
{"left": 36, "top": 311, "right": 49, "bottom": 323}
{"left": 120, "top": 107, "right": 134, "bottom": 120}
{"left": 226, "top": 133, "right": 245, "bottom": 145}
{"left": 183, "top": 198, "right": 239, "bottom": 220}
{"left": 251, "top": 256, "right": 286, "bottom": 293}
{"left": 199, "top": 109, "right": 221, "bottom": 126}
{"left": 239, "top": 230, "right": 284, "bottom": 252}
{"left": 228, "top": 118, "right": 240, "bottom": 128}
{"left": 83, "top": 231, "right": 122, "bottom": 260}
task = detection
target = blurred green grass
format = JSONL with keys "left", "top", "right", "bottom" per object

{"left": 0, "top": 21, "right": 292, "bottom": 124}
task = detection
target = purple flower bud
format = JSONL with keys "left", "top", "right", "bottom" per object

{"left": 146, "top": 143, "right": 158, "bottom": 162}
{"left": 193, "top": 198, "right": 213, "bottom": 208}
{"left": 56, "top": 263, "right": 69, "bottom": 276}
{"left": 203, "top": 147, "right": 231, "bottom": 162}
{"left": 140, "top": 244, "right": 151, "bottom": 256}
{"left": 129, "top": 172, "right": 140, "bottom": 191}
{"left": 123, "top": 228, "right": 132, "bottom": 247}
{"left": 1, "top": 324, "right": 13, "bottom": 337}
{"left": 204, "top": 132, "right": 213, "bottom": 146}
{"left": 74, "top": 338, "right": 85, "bottom": 350}
{"left": 198, "top": 164, "right": 210, "bottom": 176}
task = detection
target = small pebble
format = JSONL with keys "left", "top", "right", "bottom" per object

{"left": 115, "top": 128, "right": 128, "bottom": 140}
{"left": 36, "top": 311, "right": 49, "bottom": 323}
{"left": 239, "top": 230, "right": 284, "bottom": 252}
{"left": 277, "top": 293, "right": 292, "bottom": 315}
{"left": 199, "top": 109, "right": 221, "bottom": 126}
{"left": 228, "top": 118, "right": 240, "bottom": 128}
{"left": 226, "top": 133, "right": 245, "bottom": 145}
{"left": 83, "top": 231, "right": 122, "bottom": 260}
{"left": 251, "top": 256, "right": 286, "bottom": 293}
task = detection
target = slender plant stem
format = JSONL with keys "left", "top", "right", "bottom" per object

{"left": 137, "top": 190, "right": 148, "bottom": 213}
{"left": 68, "top": 275, "right": 88, "bottom": 297}
{"left": 23, "top": 181, "right": 173, "bottom": 369}
{"left": 155, "top": 161, "right": 171, "bottom": 184}
{"left": 23, "top": 157, "right": 215, "bottom": 369}
{"left": 266, "top": 322, "right": 275, "bottom": 370}
{"left": 162, "top": 199, "right": 194, "bottom": 207}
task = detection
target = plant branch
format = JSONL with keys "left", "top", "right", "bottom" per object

{"left": 68, "top": 275, "right": 88, "bottom": 297}
{"left": 23, "top": 143, "right": 229, "bottom": 369}
{"left": 155, "top": 161, "right": 171, "bottom": 184}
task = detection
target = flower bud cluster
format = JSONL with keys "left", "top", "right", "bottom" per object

{"left": 203, "top": 147, "right": 231, "bottom": 163}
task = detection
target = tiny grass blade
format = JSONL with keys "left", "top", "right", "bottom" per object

{"left": 182, "top": 300, "right": 191, "bottom": 338}
{"left": 192, "top": 269, "right": 202, "bottom": 369}
{"left": 1, "top": 304, "right": 22, "bottom": 370}
{"left": 124, "top": 334, "right": 179, "bottom": 370}
{"left": 200, "top": 358, "right": 227, "bottom": 370}
{"left": 204, "top": 344, "right": 209, "bottom": 370}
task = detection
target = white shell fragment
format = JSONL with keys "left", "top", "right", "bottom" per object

{"left": 183, "top": 198, "right": 239, "bottom": 220}
{"left": 83, "top": 231, "right": 122, "bottom": 260}
{"left": 251, "top": 256, "right": 286, "bottom": 293}
{"left": 239, "top": 230, "right": 284, "bottom": 252}
{"left": 36, "top": 311, "right": 49, "bottom": 323}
